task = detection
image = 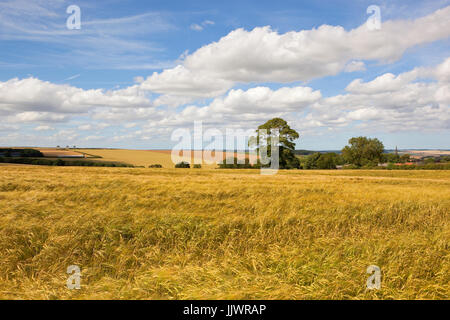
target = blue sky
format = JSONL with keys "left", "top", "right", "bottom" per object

{"left": 0, "top": 0, "right": 449, "bottom": 150}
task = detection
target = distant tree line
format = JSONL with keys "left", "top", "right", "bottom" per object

{"left": 219, "top": 118, "right": 450, "bottom": 170}
{"left": 0, "top": 148, "right": 44, "bottom": 157}
{"left": 0, "top": 157, "right": 133, "bottom": 167}
{"left": 301, "top": 152, "right": 343, "bottom": 169}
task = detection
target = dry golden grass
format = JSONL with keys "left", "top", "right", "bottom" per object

{"left": 76, "top": 149, "right": 206, "bottom": 168}
{"left": 76, "top": 149, "right": 251, "bottom": 168}
{"left": 76, "top": 149, "right": 176, "bottom": 167}
{"left": 0, "top": 166, "right": 448, "bottom": 299}
{"left": 36, "top": 148, "right": 83, "bottom": 158}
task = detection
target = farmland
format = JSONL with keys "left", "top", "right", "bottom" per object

{"left": 76, "top": 149, "right": 196, "bottom": 168}
{"left": 0, "top": 166, "right": 448, "bottom": 299}
{"left": 76, "top": 149, "right": 251, "bottom": 168}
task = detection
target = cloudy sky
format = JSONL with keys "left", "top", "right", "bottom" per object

{"left": 0, "top": 0, "right": 449, "bottom": 150}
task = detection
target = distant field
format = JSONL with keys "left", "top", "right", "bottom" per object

{"left": 0, "top": 167, "right": 448, "bottom": 299}
{"left": 76, "top": 149, "right": 249, "bottom": 168}
{"left": 37, "top": 148, "right": 83, "bottom": 158}
{"left": 76, "top": 149, "right": 184, "bottom": 168}
{"left": 5, "top": 147, "right": 449, "bottom": 168}
{"left": 0, "top": 147, "right": 255, "bottom": 168}
{"left": 403, "top": 150, "right": 450, "bottom": 157}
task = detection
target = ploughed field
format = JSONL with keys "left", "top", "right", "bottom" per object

{"left": 0, "top": 166, "right": 448, "bottom": 299}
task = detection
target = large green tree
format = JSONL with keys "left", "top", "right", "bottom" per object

{"left": 341, "top": 136, "right": 384, "bottom": 167}
{"left": 305, "top": 152, "right": 340, "bottom": 169}
{"left": 252, "top": 118, "right": 300, "bottom": 169}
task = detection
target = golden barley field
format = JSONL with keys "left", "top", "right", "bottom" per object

{"left": 0, "top": 166, "right": 449, "bottom": 300}
{"left": 76, "top": 149, "right": 251, "bottom": 168}
{"left": 76, "top": 149, "right": 179, "bottom": 167}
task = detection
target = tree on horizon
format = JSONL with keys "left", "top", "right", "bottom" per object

{"left": 341, "top": 136, "right": 384, "bottom": 167}
{"left": 251, "top": 117, "right": 301, "bottom": 169}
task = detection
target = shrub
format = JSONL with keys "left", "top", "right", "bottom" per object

{"left": 219, "top": 157, "right": 255, "bottom": 169}
{"left": 175, "top": 161, "right": 190, "bottom": 168}
{"left": 343, "top": 164, "right": 359, "bottom": 170}
{"left": 304, "top": 152, "right": 340, "bottom": 169}
{"left": 361, "top": 161, "right": 378, "bottom": 169}
{"left": 387, "top": 163, "right": 396, "bottom": 170}
{"left": 193, "top": 164, "right": 202, "bottom": 169}
{"left": 149, "top": 164, "right": 163, "bottom": 168}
